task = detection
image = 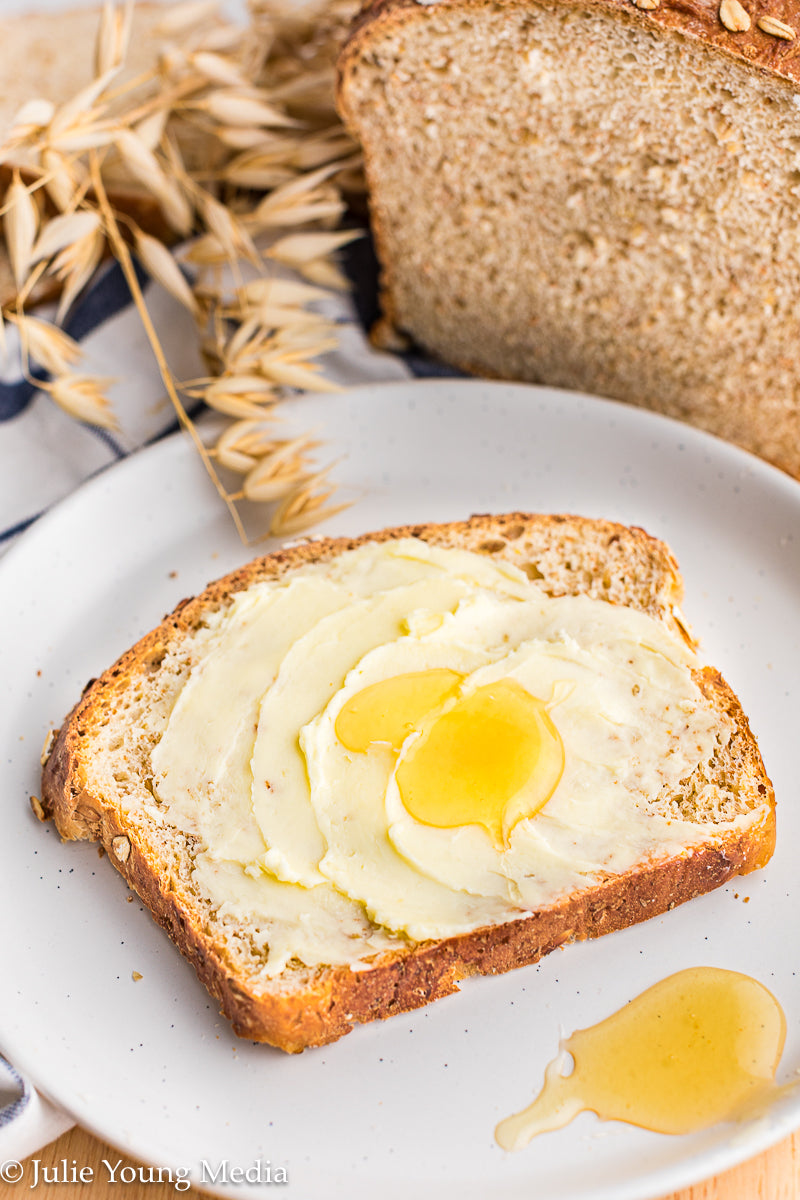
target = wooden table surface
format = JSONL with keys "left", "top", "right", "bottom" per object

{"left": 1, "top": 1123, "right": 798, "bottom": 1198}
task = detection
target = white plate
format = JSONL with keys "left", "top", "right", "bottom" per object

{"left": 1, "top": 379, "right": 799, "bottom": 1200}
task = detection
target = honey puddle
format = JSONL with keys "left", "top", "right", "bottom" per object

{"left": 335, "top": 669, "right": 564, "bottom": 847}
{"left": 496, "top": 967, "right": 791, "bottom": 1151}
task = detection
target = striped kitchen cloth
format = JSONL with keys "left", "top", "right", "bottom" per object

{"left": 0, "top": 242, "right": 422, "bottom": 555}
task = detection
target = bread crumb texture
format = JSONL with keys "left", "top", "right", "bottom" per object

{"left": 340, "top": 2, "right": 800, "bottom": 475}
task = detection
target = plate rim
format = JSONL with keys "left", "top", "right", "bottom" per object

{"left": 4, "top": 376, "right": 800, "bottom": 575}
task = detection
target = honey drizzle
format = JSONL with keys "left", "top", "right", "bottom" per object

{"left": 496, "top": 967, "right": 790, "bottom": 1151}
{"left": 335, "top": 670, "right": 564, "bottom": 846}
{"left": 334, "top": 668, "right": 463, "bottom": 752}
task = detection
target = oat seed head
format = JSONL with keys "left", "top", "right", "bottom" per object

{"left": 48, "top": 69, "right": 119, "bottom": 139}
{"left": 11, "top": 98, "right": 57, "bottom": 134}
{"left": 182, "top": 234, "right": 228, "bottom": 266}
{"left": 295, "top": 256, "right": 352, "bottom": 290}
{"left": 213, "top": 125, "right": 283, "bottom": 151}
{"left": 216, "top": 444, "right": 261, "bottom": 474}
{"left": 258, "top": 355, "right": 341, "bottom": 392}
{"left": 241, "top": 435, "right": 321, "bottom": 501}
{"left": 190, "top": 50, "right": 251, "bottom": 88}
{"left": 132, "top": 108, "right": 169, "bottom": 153}
{"left": 289, "top": 130, "right": 359, "bottom": 171}
{"left": 12, "top": 313, "right": 82, "bottom": 376}
{"left": 269, "top": 465, "right": 350, "bottom": 536}
{"left": 252, "top": 162, "right": 349, "bottom": 228}
{"left": 95, "top": 0, "right": 135, "bottom": 78}
{"left": 214, "top": 422, "right": 265, "bottom": 472}
{"left": 199, "top": 191, "right": 259, "bottom": 263}
{"left": 32, "top": 211, "right": 102, "bottom": 265}
{"left": 134, "top": 228, "right": 200, "bottom": 316}
{"left": 44, "top": 373, "right": 117, "bottom": 430}
{"left": 223, "top": 314, "right": 264, "bottom": 364}
{"left": 203, "top": 374, "right": 282, "bottom": 418}
{"left": 47, "top": 127, "right": 117, "bottom": 155}
{"left": 40, "top": 148, "right": 82, "bottom": 212}
{"left": 53, "top": 227, "right": 106, "bottom": 322}
{"left": 199, "top": 90, "right": 300, "bottom": 129}
{"left": 266, "top": 227, "right": 362, "bottom": 266}
{"left": 4, "top": 172, "right": 39, "bottom": 288}
{"left": 270, "top": 160, "right": 353, "bottom": 200}
{"left": 114, "top": 128, "right": 194, "bottom": 234}
{"left": 215, "top": 418, "right": 281, "bottom": 473}
{"left": 255, "top": 195, "right": 345, "bottom": 229}
{"left": 239, "top": 277, "right": 331, "bottom": 307}
{"left": 224, "top": 160, "right": 296, "bottom": 189}
{"left": 239, "top": 300, "right": 332, "bottom": 330}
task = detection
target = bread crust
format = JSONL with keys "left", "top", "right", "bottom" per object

{"left": 338, "top": 0, "right": 800, "bottom": 101}
{"left": 40, "top": 513, "right": 775, "bottom": 1052}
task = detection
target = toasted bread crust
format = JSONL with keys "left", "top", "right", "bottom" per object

{"left": 339, "top": 0, "right": 800, "bottom": 93}
{"left": 40, "top": 513, "right": 775, "bottom": 1051}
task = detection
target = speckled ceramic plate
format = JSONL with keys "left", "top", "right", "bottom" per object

{"left": 1, "top": 380, "right": 798, "bottom": 1200}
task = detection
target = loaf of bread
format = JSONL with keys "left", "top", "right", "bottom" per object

{"left": 40, "top": 514, "right": 775, "bottom": 1051}
{"left": 337, "top": 0, "right": 800, "bottom": 478}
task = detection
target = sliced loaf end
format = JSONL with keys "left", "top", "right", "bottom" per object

{"left": 338, "top": 0, "right": 800, "bottom": 476}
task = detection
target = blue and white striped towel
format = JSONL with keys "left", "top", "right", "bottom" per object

{"left": 0, "top": 244, "right": 436, "bottom": 1158}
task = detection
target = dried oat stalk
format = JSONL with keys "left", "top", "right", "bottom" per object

{"left": 0, "top": 0, "right": 364, "bottom": 540}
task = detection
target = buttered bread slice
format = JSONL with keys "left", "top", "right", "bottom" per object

{"left": 40, "top": 514, "right": 775, "bottom": 1051}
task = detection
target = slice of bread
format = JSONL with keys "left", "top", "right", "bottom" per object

{"left": 337, "top": 0, "right": 800, "bottom": 479}
{"left": 40, "top": 514, "right": 775, "bottom": 1052}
